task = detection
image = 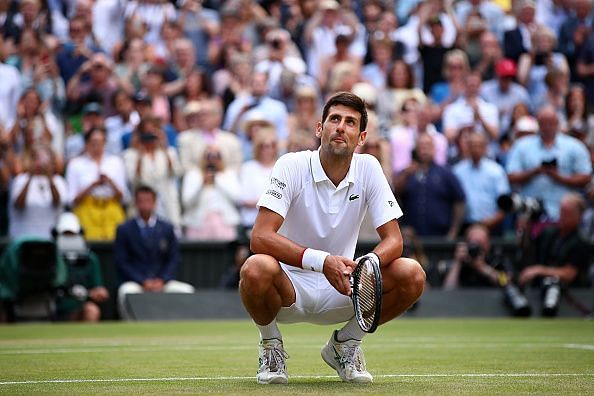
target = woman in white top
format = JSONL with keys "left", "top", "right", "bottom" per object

{"left": 182, "top": 144, "right": 241, "bottom": 241}
{"left": 9, "top": 144, "right": 67, "bottom": 239}
{"left": 123, "top": 117, "right": 183, "bottom": 232}
{"left": 65, "top": 127, "right": 128, "bottom": 240}
{"left": 238, "top": 127, "right": 279, "bottom": 233}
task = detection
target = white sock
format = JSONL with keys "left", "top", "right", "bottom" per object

{"left": 336, "top": 316, "right": 366, "bottom": 342}
{"left": 257, "top": 319, "right": 282, "bottom": 341}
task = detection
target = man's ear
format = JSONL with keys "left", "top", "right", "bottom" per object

{"left": 315, "top": 122, "right": 323, "bottom": 138}
{"left": 357, "top": 130, "right": 368, "bottom": 146}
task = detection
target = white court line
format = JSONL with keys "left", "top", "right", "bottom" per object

{"left": 1, "top": 373, "right": 593, "bottom": 385}
{"left": 563, "top": 344, "right": 594, "bottom": 351}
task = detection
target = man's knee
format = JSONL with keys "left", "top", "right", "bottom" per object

{"left": 82, "top": 302, "right": 101, "bottom": 322}
{"left": 386, "top": 257, "right": 426, "bottom": 298}
{"left": 240, "top": 254, "right": 280, "bottom": 292}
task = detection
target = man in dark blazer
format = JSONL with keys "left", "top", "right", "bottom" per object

{"left": 503, "top": 0, "right": 537, "bottom": 63}
{"left": 114, "top": 185, "right": 194, "bottom": 320}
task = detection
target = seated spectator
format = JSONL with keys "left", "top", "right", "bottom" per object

{"left": 181, "top": 145, "right": 241, "bottom": 241}
{"left": 508, "top": 192, "right": 592, "bottom": 316}
{"left": 9, "top": 144, "right": 67, "bottom": 239}
{"left": 123, "top": 117, "right": 182, "bottom": 233}
{"left": 113, "top": 37, "right": 151, "bottom": 94}
{"left": 54, "top": 212, "right": 109, "bottom": 322}
{"left": 453, "top": 132, "right": 511, "bottom": 235}
{"left": 506, "top": 105, "right": 592, "bottom": 221}
{"left": 114, "top": 185, "right": 194, "bottom": 321}
{"left": 66, "top": 127, "right": 128, "bottom": 240}
{"left": 394, "top": 133, "right": 466, "bottom": 239}
{"left": 286, "top": 85, "right": 321, "bottom": 152}
{"left": 171, "top": 66, "right": 213, "bottom": 133}
{"left": 442, "top": 223, "right": 509, "bottom": 289}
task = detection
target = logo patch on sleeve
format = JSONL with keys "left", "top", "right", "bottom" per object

{"left": 270, "top": 177, "right": 286, "bottom": 189}
{"left": 266, "top": 189, "right": 282, "bottom": 199}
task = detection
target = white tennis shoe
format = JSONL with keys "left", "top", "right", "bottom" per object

{"left": 321, "top": 330, "right": 373, "bottom": 383}
{"left": 257, "top": 338, "right": 289, "bottom": 384}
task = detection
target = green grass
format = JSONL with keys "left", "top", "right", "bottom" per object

{"left": 0, "top": 319, "right": 593, "bottom": 394}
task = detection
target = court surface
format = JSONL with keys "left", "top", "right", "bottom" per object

{"left": 0, "top": 319, "right": 592, "bottom": 394}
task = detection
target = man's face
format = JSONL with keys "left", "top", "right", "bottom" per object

{"left": 317, "top": 104, "right": 365, "bottom": 157}
{"left": 537, "top": 109, "right": 559, "bottom": 139}
{"left": 558, "top": 199, "right": 581, "bottom": 232}
{"left": 468, "top": 134, "right": 486, "bottom": 161}
{"left": 136, "top": 191, "right": 156, "bottom": 219}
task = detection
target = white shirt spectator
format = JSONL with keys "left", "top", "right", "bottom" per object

{"left": 0, "top": 64, "right": 22, "bottom": 131}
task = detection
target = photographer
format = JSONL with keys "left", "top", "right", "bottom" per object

{"left": 54, "top": 212, "right": 109, "bottom": 322}
{"left": 443, "top": 224, "right": 506, "bottom": 289}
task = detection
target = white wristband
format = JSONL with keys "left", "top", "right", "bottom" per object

{"left": 301, "top": 248, "right": 330, "bottom": 272}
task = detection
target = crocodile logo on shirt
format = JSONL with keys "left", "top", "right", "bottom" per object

{"left": 349, "top": 194, "right": 360, "bottom": 201}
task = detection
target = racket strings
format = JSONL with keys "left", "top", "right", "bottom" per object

{"left": 358, "top": 262, "right": 378, "bottom": 324}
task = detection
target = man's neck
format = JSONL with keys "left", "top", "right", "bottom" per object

{"left": 319, "top": 151, "right": 352, "bottom": 187}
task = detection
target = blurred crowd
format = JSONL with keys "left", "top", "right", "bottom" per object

{"left": 0, "top": 0, "right": 593, "bottom": 288}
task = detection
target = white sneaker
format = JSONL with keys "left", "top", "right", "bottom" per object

{"left": 256, "top": 338, "right": 289, "bottom": 384}
{"left": 321, "top": 330, "right": 373, "bottom": 383}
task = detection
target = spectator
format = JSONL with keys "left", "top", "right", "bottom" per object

{"left": 114, "top": 185, "right": 194, "bottom": 321}
{"left": 511, "top": 192, "right": 591, "bottom": 316}
{"left": 429, "top": 49, "right": 469, "bottom": 123}
{"left": 178, "top": 98, "right": 243, "bottom": 173}
{"left": 480, "top": 58, "right": 531, "bottom": 134}
{"left": 54, "top": 212, "right": 109, "bottom": 322}
{"left": 558, "top": 0, "right": 593, "bottom": 81}
{"left": 565, "top": 83, "right": 594, "bottom": 142}
{"left": 576, "top": 28, "right": 594, "bottom": 106}
{"left": 517, "top": 25, "right": 569, "bottom": 105}
{"left": 442, "top": 223, "right": 508, "bottom": 289}
{"left": 123, "top": 117, "right": 182, "bottom": 234}
{"left": 394, "top": 133, "right": 466, "bottom": 239}
{"left": 418, "top": 11, "right": 455, "bottom": 95}
{"left": 123, "top": 0, "right": 177, "bottom": 50}
{"left": 223, "top": 71, "right": 289, "bottom": 149}
{"left": 317, "top": 34, "right": 359, "bottom": 94}
{"left": 389, "top": 99, "right": 448, "bottom": 175}
{"left": 181, "top": 145, "right": 241, "bottom": 241}
{"left": 104, "top": 90, "right": 140, "bottom": 156}
{"left": 455, "top": 0, "right": 506, "bottom": 41}
{"left": 171, "top": 67, "right": 213, "bottom": 132}
{"left": 534, "top": 68, "right": 570, "bottom": 120}
{"left": 503, "top": 0, "right": 538, "bottom": 63}
{"left": 212, "top": 52, "right": 253, "bottom": 113}
{"left": 177, "top": 0, "right": 220, "bottom": 72}
{"left": 506, "top": 105, "right": 592, "bottom": 221}
{"left": 8, "top": 144, "right": 67, "bottom": 239}
{"left": 377, "top": 59, "right": 427, "bottom": 137}
{"left": 113, "top": 37, "right": 151, "bottom": 94}
{"left": 472, "top": 31, "right": 503, "bottom": 81}
{"left": 64, "top": 101, "right": 105, "bottom": 162}
{"left": 66, "top": 127, "right": 128, "bottom": 240}
{"left": 66, "top": 53, "right": 120, "bottom": 118}
{"left": 286, "top": 85, "right": 321, "bottom": 152}
{"left": 139, "top": 65, "right": 171, "bottom": 124}
{"left": 56, "top": 15, "right": 101, "bottom": 84}
{"left": 453, "top": 132, "right": 511, "bottom": 235}
{"left": 0, "top": 35, "right": 22, "bottom": 135}
{"left": 443, "top": 72, "right": 499, "bottom": 147}
{"left": 360, "top": 37, "right": 393, "bottom": 91}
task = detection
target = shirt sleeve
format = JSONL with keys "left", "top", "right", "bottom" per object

{"left": 256, "top": 153, "right": 299, "bottom": 219}
{"left": 364, "top": 155, "right": 403, "bottom": 229}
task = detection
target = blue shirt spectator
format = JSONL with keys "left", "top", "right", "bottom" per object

{"left": 506, "top": 106, "right": 592, "bottom": 220}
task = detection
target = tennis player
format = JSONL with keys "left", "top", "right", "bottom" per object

{"left": 240, "top": 92, "right": 425, "bottom": 384}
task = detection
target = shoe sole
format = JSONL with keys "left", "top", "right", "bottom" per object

{"left": 257, "top": 375, "right": 288, "bottom": 385}
{"left": 321, "top": 343, "right": 373, "bottom": 383}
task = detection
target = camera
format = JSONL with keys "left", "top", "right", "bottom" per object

{"left": 533, "top": 52, "right": 548, "bottom": 66}
{"left": 56, "top": 234, "right": 91, "bottom": 302}
{"left": 467, "top": 242, "right": 483, "bottom": 259}
{"left": 140, "top": 132, "right": 158, "bottom": 142}
{"left": 541, "top": 276, "right": 561, "bottom": 317}
{"left": 270, "top": 38, "right": 282, "bottom": 49}
{"left": 497, "top": 193, "right": 545, "bottom": 221}
{"left": 540, "top": 158, "right": 557, "bottom": 168}
{"left": 503, "top": 283, "right": 532, "bottom": 317}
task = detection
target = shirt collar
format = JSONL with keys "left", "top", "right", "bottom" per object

{"left": 136, "top": 214, "right": 157, "bottom": 228}
{"left": 311, "top": 149, "right": 356, "bottom": 188}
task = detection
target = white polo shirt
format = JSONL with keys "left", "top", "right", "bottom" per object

{"left": 257, "top": 150, "right": 402, "bottom": 272}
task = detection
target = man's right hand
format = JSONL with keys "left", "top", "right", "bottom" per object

{"left": 323, "top": 255, "right": 357, "bottom": 296}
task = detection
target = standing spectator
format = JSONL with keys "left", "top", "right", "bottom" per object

{"left": 66, "top": 127, "right": 128, "bottom": 240}
{"left": 171, "top": 67, "right": 213, "bottom": 133}
{"left": 558, "top": 0, "right": 593, "bottom": 81}
{"left": 178, "top": 99, "right": 243, "bottom": 173}
{"left": 8, "top": 144, "right": 67, "bottom": 239}
{"left": 114, "top": 185, "right": 194, "bottom": 320}
{"left": 503, "top": 0, "right": 538, "bottom": 63}
{"left": 480, "top": 58, "right": 531, "bottom": 134}
{"left": 418, "top": 12, "right": 455, "bottom": 94}
{"left": 394, "top": 133, "right": 466, "bottom": 239}
{"left": 66, "top": 53, "right": 120, "bottom": 118}
{"left": 517, "top": 25, "right": 569, "bottom": 105}
{"left": 223, "top": 71, "right": 289, "bottom": 149}
{"left": 181, "top": 145, "right": 241, "bottom": 241}
{"left": 123, "top": 118, "right": 182, "bottom": 233}
{"left": 104, "top": 90, "right": 140, "bottom": 156}
{"left": 453, "top": 132, "right": 511, "bottom": 235}
{"left": 286, "top": 85, "right": 321, "bottom": 152}
{"left": 123, "top": 0, "right": 177, "bottom": 49}
{"left": 113, "top": 37, "right": 151, "bottom": 94}
{"left": 455, "top": 0, "right": 506, "bottom": 41}
{"left": 0, "top": 35, "right": 22, "bottom": 134}
{"left": 177, "top": 0, "right": 220, "bottom": 72}
{"left": 506, "top": 105, "right": 592, "bottom": 221}
{"left": 575, "top": 30, "right": 594, "bottom": 107}
{"left": 443, "top": 72, "right": 499, "bottom": 146}
{"left": 472, "top": 31, "right": 503, "bottom": 81}
{"left": 56, "top": 15, "right": 100, "bottom": 84}
{"left": 429, "top": 49, "right": 469, "bottom": 121}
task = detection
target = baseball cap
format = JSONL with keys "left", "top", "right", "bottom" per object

{"left": 496, "top": 59, "right": 517, "bottom": 78}
{"left": 55, "top": 212, "right": 82, "bottom": 234}
{"left": 82, "top": 102, "right": 103, "bottom": 115}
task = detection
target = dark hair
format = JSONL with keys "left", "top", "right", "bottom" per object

{"left": 387, "top": 60, "right": 415, "bottom": 89}
{"left": 321, "top": 91, "right": 368, "bottom": 132}
{"left": 83, "top": 127, "right": 107, "bottom": 143}
{"left": 135, "top": 184, "right": 157, "bottom": 199}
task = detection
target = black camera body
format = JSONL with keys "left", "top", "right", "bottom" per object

{"left": 541, "top": 158, "right": 557, "bottom": 168}
{"left": 533, "top": 52, "right": 548, "bottom": 66}
{"left": 467, "top": 242, "right": 483, "bottom": 259}
{"left": 497, "top": 193, "right": 545, "bottom": 221}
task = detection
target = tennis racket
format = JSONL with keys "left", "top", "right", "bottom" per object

{"left": 351, "top": 255, "right": 382, "bottom": 333}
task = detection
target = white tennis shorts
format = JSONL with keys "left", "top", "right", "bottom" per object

{"left": 276, "top": 264, "right": 355, "bottom": 325}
